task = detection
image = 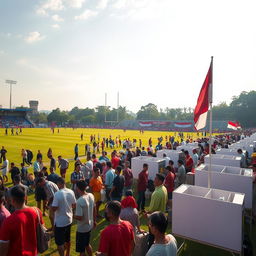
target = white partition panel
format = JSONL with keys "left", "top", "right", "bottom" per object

{"left": 131, "top": 156, "right": 166, "bottom": 179}
{"left": 195, "top": 164, "right": 253, "bottom": 208}
{"left": 172, "top": 185, "right": 244, "bottom": 253}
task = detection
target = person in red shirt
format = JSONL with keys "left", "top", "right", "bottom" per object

{"left": 96, "top": 201, "right": 134, "bottom": 256}
{"left": 0, "top": 185, "right": 44, "bottom": 256}
{"left": 184, "top": 150, "right": 193, "bottom": 173}
{"left": 111, "top": 152, "right": 120, "bottom": 169}
{"left": 137, "top": 163, "right": 149, "bottom": 211}
{"left": 123, "top": 161, "right": 133, "bottom": 193}
{"left": 164, "top": 165, "right": 176, "bottom": 210}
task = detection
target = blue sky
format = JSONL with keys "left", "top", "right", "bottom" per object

{"left": 1, "top": 0, "right": 256, "bottom": 112}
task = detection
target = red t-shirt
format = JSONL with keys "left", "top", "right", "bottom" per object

{"left": 137, "top": 170, "right": 148, "bottom": 192}
{"left": 98, "top": 220, "right": 134, "bottom": 256}
{"left": 111, "top": 157, "right": 120, "bottom": 169}
{"left": 185, "top": 155, "right": 193, "bottom": 169}
{"left": 0, "top": 207, "right": 43, "bottom": 256}
{"left": 164, "top": 172, "right": 175, "bottom": 193}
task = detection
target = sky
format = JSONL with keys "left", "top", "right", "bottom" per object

{"left": 0, "top": 0, "right": 256, "bottom": 113}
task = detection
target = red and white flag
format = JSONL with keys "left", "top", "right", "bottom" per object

{"left": 194, "top": 58, "right": 213, "bottom": 130}
{"left": 227, "top": 121, "right": 241, "bottom": 130}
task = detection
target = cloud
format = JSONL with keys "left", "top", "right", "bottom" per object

{"left": 97, "top": 0, "right": 109, "bottom": 9}
{"left": 0, "top": 50, "right": 5, "bottom": 56}
{"left": 36, "top": 0, "right": 64, "bottom": 15}
{"left": 52, "top": 14, "right": 64, "bottom": 22}
{"left": 74, "top": 9, "right": 98, "bottom": 20}
{"left": 65, "top": 0, "right": 85, "bottom": 8}
{"left": 52, "top": 24, "right": 60, "bottom": 29}
{"left": 25, "top": 32, "right": 45, "bottom": 43}
{"left": 36, "top": 0, "right": 85, "bottom": 15}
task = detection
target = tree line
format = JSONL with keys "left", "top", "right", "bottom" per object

{"left": 28, "top": 90, "right": 256, "bottom": 128}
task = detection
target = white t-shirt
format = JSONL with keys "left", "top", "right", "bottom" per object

{"left": 1, "top": 159, "right": 9, "bottom": 175}
{"left": 75, "top": 193, "right": 95, "bottom": 233}
{"left": 146, "top": 234, "right": 177, "bottom": 256}
{"left": 52, "top": 187, "right": 76, "bottom": 227}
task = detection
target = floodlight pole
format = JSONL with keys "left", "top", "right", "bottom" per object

{"left": 6, "top": 80, "right": 17, "bottom": 109}
{"left": 117, "top": 91, "right": 119, "bottom": 122}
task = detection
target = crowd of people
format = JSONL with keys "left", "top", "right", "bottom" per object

{"left": 0, "top": 130, "right": 255, "bottom": 256}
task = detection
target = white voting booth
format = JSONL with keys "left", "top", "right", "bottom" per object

{"left": 204, "top": 154, "right": 241, "bottom": 167}
{"left": 131, "top": 156, "right": 166, "bottom": 179}
{"left": 176, "top": 145, "right": 200, "bottom": 155}
{"left": 172, "top": 184, "right": 244, "bottom": 253}
{"left": 195, "top": 164, "right": 253, "bottom": 209}
{"left": 156, "top": 150, "right": 183, "bottom": 167}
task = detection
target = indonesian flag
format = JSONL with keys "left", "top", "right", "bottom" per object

{"left": 227, "top": 121, "right": 241, "bottom": 130}
{"left": 139, "top": 121, "right": 152, "bottom": 127}
{"left": 174, "top": 122, "right": 192, "bottom": 128}
{"left": 194, "top": 58, "right": 213, "bottom": 130}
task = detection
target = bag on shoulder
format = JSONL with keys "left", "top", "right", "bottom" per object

{"left": 34, "top": 207, "right": 51, "bottom": 253}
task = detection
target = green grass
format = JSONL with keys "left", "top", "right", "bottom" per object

{"left": 0, "top": 128, "right": 254, "bottom": 256}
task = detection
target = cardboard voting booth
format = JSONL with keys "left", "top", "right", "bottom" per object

{"left": 204, "top": 154, "right": 241, "bottom": 167}
{"left": 172, "top": 184, "right": 244, "bottom": 253}
{"left": 131, "top": 156, "right": 166, "bottom": 179}
{"left": 195, "top": 164, "right": 253, "bottom": 209}
{"left": 156, "top": 150, "right": 183, "bottom": 167}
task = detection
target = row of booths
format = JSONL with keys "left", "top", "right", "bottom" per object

{"left": 131, "top": 133, "right": 256, "bottom": 255}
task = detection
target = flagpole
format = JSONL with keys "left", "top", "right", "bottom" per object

{"left": 208, "top": 56, "right": 213, "bottom": 188}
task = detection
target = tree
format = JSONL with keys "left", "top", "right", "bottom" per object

{"left": 136, "top": 103, "right": 159, "bottom": 120}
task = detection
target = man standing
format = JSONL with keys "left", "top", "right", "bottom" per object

{"left": 48, "top": 167, "right": 60, "bottom": 184}
{"left": 49, "top": 155, "right": 57, "bottom": 171}
{"left": 105, "top": 162, "right": 116, "bottom": 201}
{"left": 0, "top": 191, "right": 10, "bottom": 228}
{"left": 0, "top": 146, "right": 7, "bottom": 163}
{"left": 137, "top": 163, "right": 148, "bottom": 211}
{"left": 0, "top": 157, "right": 9, "bottom": 183}
{"left": 71, "top": 163, "right": 84, "bottom": 198}
{"left": 89, "top": 168, "right": 103, "bottom": 218}
{"left": 176, "top": 160, "right": 186, "bottom": 187}
{"left": 123, "top": 161, "right": 133, "bottom": 193}
{"left": 96, "top": 201, "right": 135, "bottom": 256}
{"left": 58, "top": 155, "right": 69, "bottom": 179}
{"left": 192, "top": 149, "right": 199, "bottom": 168}
{"left": 237, "top": 149, "right": 247, "bottom": 168}
{"left": 52, "top": 177, "right": 76, "bottom": 256}
{"left": 74, "top": 180, "right": 96, "bottom": 256}
{"left": 74, "top": 144, "right": 79, "bottom": 161}
{"left": 9, "top": 162, "right": 20, "bottom": 183}
{"left": 164, "top": 166, "right": 175, "bottom": 210}
{"left": 33, "top": 158, "right": 40, "bottom": 177}
{"left": 110, "top": 166, "right": 125, "bottom": 202}
{"left": 37, "top": 177, "right": 59, "bottom": 231}
{"left": 0, "top": 185, "right": 44, "bottom": 256}
{"left": 146, "top": 173, "right": 168, "bottom": 214}
{"left": 184, "top": 150, "right": 193, "bottom": 173}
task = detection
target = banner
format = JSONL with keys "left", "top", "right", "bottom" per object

{"left": 174, "top": 122, "right": 192, "bottom": 128}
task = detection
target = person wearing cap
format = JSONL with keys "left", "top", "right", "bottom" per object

{"left": 192, "top": 149, "right": 199, "bottom": 168}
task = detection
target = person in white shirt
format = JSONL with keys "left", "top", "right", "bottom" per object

{"left": 146, "top": 211, "right": 177, "bottom": 256}
{"left": 82, "top": 155, "right": 93, "bottom": 184}
{"left": 0, "top": 157, "right": 9, "bottom": 182}
{"left": 192, "top": 149, "right": 199, "bottom": 168}
{"left": 74, "top": 180, "right": 96, "bottom": 256}
{"left": 52, "top": 177, "right": 76, "bottom": 256}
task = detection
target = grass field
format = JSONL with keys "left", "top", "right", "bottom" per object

{"left": 0, "top": 128, "right": 254, "bottom": 256}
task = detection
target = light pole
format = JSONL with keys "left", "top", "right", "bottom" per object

{"left": 5, "top": 80, "right": 17, "bottom": 109}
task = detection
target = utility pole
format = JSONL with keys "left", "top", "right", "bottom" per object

{"left": 6, "top": 80, "right": 17, "bottom": 109}
{"left": 117, "top": 91, "right": 119, "bottom": 123}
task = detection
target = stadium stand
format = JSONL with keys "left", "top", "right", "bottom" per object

{"left": 0, "top": 108, "right": 33, "bottom": 128}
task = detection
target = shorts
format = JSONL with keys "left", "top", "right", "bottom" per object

{"left": 93, "top": 192, "right": 101, "bottom": 203}
{"left": 35, "top": 186, "right": 47, "bottom": 201}
{"left": 76, "top": 231, "right": 91, "bottom": 252}
{"left": 168, "top": 192, "right": 173, "bottom": 200}
{"left": 54, "top": 224, "right": 71, "bottom": 246}
{"left": 60, "top": 168, "right": 67, "bottom": 176}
